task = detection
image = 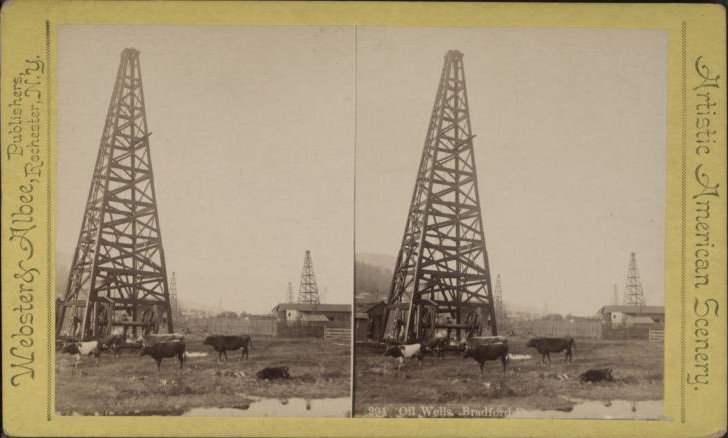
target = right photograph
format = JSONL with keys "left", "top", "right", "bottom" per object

{"left": 354, "top": 27, "right": 667, "bottom": 419}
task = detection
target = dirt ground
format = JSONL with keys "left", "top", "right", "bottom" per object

{"left": 354, "top": 336, "right": 663, "bottom": 417}
{"left": 55, "top": 334, "right": 350, "bottom": 415}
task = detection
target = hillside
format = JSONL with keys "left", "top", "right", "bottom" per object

{"left": 355, "top": 253, "right": 395, "bottom": 304}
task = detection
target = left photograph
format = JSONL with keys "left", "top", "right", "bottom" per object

{"left": 55, "top": 25, "right": 354, "bottom": 417}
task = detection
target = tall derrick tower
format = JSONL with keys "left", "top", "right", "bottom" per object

{"left": 383, "top": 50, "right": 496, "bottom": 343}
{"left": 623, "top": 252, "right": 646, "bottom": 307}
{"left": 58, "top": 48, "right": 173, "bottom": 339}
{"left": 298, "top": 250, "right": 321, "bottom": 304}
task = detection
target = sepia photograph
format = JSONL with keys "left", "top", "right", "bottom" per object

{"left": 353, "top": 27, "right": 667, "bottom": 419}
{"left": 54, "top": 25, "right": 354, "bottom": 417}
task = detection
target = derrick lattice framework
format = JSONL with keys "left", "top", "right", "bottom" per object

{"left": 383, "top": 50, "right": 497, "bottom": 343}
{"left": 298, "top": 250, "right": 321, "bottom": 304}
{"left": 623, "top": 252, "right": 646, "bottom": 307}
{"left": 58, "top": 48, "right": 173, "bottom": 339}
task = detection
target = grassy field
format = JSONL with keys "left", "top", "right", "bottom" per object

{"left": 354, "top": 337, "right": 663, "bottom": 417}
{"left": 55, "top": 334, "right": 350, "bottom": 415}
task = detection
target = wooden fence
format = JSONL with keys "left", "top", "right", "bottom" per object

{"left": 521, "top": 319, "right": 602, "bottom": 339}
{"left": 602, "top": 326, "right": 650, "bottom": 340}
{"left": 648, "top": 329, "right": 664, "bottom": 343}
{"left": 177, "top": 316, "right": 277, "bottom": 337}
{"left": 324, "top": 327, "right": 351, "bottom": 344}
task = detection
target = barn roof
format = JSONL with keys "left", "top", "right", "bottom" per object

{"left": 272, "top": 303, "right": 351, "bottom": 313}
{"left": 598, "top": 305, "right": 664, "bottom": 314}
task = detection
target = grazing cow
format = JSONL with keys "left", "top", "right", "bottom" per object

{"left": 256, "top": 366, "right": 290, "bottom": 380}
{"left": 526, "top": 337, "right": 575, "bottom": 363}
{"left": 383, "top": 343, "right": 423, "bottom": 372}
{"left": 140, "top": 341, "right": 186, "bottom": 371}
{"left": 97, "top": 334, "right": 124, "bottom": 355}
{"left": 61, "top": 341, "right": 101, "bottom": 371}
{"left": 202, "top": 335, "right": 253, "bottom": 361}
{"left": 580, "top": 368, "right": 614, "bottom": 383}
{"left": 423, "top": 336, "right": 448, "bottom": 358}
{"left": 463, "top": 342, "right": 509, "bottom": 374}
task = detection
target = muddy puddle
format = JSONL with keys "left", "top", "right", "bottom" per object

{"left": 184, "top": 397, "right": 350, "bottom": 417}
{"left": 510, "top": 399, "right": 663, "bottom": 420}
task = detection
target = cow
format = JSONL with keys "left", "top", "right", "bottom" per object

{"left": 61, "top": 341, "right": 101, "bottom": 372}
{"left": 137, "top": 333, "right": 185, "bottom": 345}
{"left": 526, "top": 337, "right": 575, "bottom": 363}
{"left": 383, "top": 343, "right": 423, "bottom": 373}
{"left": 202, "top": 335, "right": 253, "bottom": 361}
{"left": 580, "top": 368, "right": 614, "bottom": 383}
{"left": 462, "top": 342, "right": 509, "bottom": 374}
{"left": 140, "top": 341, "right": 186, "bottom": 371}
{"left": 423, "top": 336, "right": 448, "bottom": 358}
{"left": 97, "top": 334, "right": 125, "bottom": 355}
{"left": 257, "top": 366, "right": 290, "bottom": 380}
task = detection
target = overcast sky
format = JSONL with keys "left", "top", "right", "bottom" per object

{"left": 355, "top": 27, "right": 667, "bottom": 316}
{"left": 57, "top": 26, "right": 354, "bottom": 314}
{"left": 57, "top": 25, "right": 666, "bottom": 317}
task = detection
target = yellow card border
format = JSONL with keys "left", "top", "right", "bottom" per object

{"left": 2, "top": 1, "right": 726, "bottom": 437}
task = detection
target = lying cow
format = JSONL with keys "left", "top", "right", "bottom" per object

{"left": 383, "top": 343, "right": 423, "bottom": 372}
{"left": 61, "top": 341, "right": 101, "bottom": 371}
{"left": 140, "top": 341, "right": 186, "bottom": 371}
{"left": 580, "top": 368, "right": 614, "bottom": 383}
{"left": 526, "top": 337, "right": 575, "bottom": 363}
{"left": 257, "top": 366, "right": 289, "bottom": 380}
{"left": 203, "top": 335, "right": 253, "bottom": 361}
{"left": 423, "top": 336, "right": 448, "bottom": 358}
{"left": 463, "top": 342, "right": 509, "bottom": 374}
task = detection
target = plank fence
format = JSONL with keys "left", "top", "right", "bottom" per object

{"left": 648, "top": 329, "right": 664, "bottom": 343}
{"left": 324, "top": 327, "right": 351, "bottom": 344}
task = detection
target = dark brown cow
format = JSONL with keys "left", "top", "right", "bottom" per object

{"left": 463, "top": 342, "right": 509, "bottom": 374}
{"left": 140, "top": 341, "right": 185, "bottom": 371}
{"left": 203, "top": 335, "right": 253, "bottom": 361}
{"left": 527, "top": 337, "right": 575, "bottom": 363}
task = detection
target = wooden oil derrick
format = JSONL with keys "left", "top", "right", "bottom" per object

{"left": 623, "top": 252, "right": 646, "bottom": 307}
{"left": 298, "top": 250, "right": 320, "bottom": 304}
{"left": 57, "top": 48, "right": 173, "bottom": 340}
{"left": 383, "top": 50, "right": 497, "bottom": 343}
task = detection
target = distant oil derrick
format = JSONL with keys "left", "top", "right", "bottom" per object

{"left": 623, "top": 252, "right": 646, "bottom": 307}
{"left": 383, "top": 50, "right": 497, "bottom": 343}
{"left": 298, "top": 250, "right": 321, "bottom": 304}
{"left": 494, "top": 274, "right": 505, "bottom": 328}
{"left": 287, "top": 281, "right": 294, "bottom": 304}
{"left": 170, "top": 272, "right": 179, "bottom": 317}
{"left": 58, "top": 48, "right": 173, "bottom": 339}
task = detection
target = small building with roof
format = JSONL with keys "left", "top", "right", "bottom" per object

{"left": 271, "top": 303, "right": 351, "bottom": 326}
{"left": 597, "top": 305, "right": 665, "bottom": 327}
